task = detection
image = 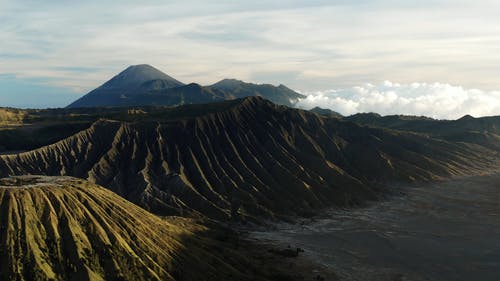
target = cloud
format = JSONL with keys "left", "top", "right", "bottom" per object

{"left": 2, "top": 0, "right": 500, "bottom": 95}
{"left": 295, "top": 81, "right": 500, "bottom": 119}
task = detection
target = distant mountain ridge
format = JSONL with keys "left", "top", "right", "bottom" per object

{"left": 344, "top": 112, "right": 500, "bottom": 148}
{"left": 324, "top": 110, "right": 498, "bottom": 130}
{"left": 67, "top": 64, "right": 304, "bottom": 108}
{"left": 209, "top": 79, "right": 304, "bottom": 105}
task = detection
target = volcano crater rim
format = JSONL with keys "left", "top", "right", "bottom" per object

{"left": 0, "top": 175, "right": 73, "bottom": 188}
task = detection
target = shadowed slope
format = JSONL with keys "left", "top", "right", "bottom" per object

{"left": 0, "top": 176, "right": 265, "bottom": 281}
{"left": 1, "top": 97, "right": 498, "bottom": 221}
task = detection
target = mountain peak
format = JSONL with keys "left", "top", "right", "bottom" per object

{"left": 211, "top": 78, "right": 246, "bottom": 89}
{"left": 101, "top": 64, "right": 184, "bottom": 89}
{"left": 128, "top": 63, "right": 154, "bottom": 69}
{"left": 67, "top": 67, "right": 303, "bottom": 108}
{"left": 458, "top": 114, "right": 475, "bottom": 121}
{"left": 122, "top": 64, "right": 160, "bottom": 76}
{"left": 67, "top": 64, "right": 185, "bottom": 108}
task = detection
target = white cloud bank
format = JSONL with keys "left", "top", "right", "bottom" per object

{"left": 295, "top": 81, "right": 500, "bottom": 119}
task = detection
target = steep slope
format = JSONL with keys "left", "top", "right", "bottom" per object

{"left": 1, "top": 97, "right": 497, "bottom": 221}
{"left": 0, "top": 175, "right": 272, "bottom": 281}
{"left": 97, "top": 64, "right": 183, "bottom": 89}
{"left": 67, "top": 64, "right": 184, "bottom": 108}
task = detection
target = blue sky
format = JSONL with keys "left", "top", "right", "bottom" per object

{"left": 1, "top": 0, "right": 500, "bottom": 116}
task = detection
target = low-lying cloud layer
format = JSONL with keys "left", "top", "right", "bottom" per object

{"left": 295, "top": 81, "right": 500, "bottom": 119}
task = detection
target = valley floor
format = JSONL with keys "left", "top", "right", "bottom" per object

{"left": 249, "top": 173, "right": 500, "bottom": 281}
{"left": 242, "top": 236, "right": 340, "bottom": 281}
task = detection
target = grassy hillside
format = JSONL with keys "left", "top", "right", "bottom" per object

{"left": 0, "top": 175, "right": 287, "bottom": 281}
{"left": 0, "top": 108, "right": 28, "bottom": 125}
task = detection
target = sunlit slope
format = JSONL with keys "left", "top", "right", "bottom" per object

{"left": 0, "top": 176, "right": 258, "bottom": 281}
{"left": 0, "top": 97, "right": 497, "bottom": 221}
{"left": 0, "top": 108, "right": 27, "bottom": 126}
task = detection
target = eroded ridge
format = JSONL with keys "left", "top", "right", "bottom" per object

{"left": 0, "top": 176, "right": 259, "bottom": 281}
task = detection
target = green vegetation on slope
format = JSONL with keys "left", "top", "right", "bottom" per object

{"left": 0, "top": 176, "right": 282, "bottom": 281}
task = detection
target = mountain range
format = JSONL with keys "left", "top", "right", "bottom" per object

{"left": 345, "top": 113, "right": 500, "bottom": 151}
{"left": 67, "top": 64, "right": 304, "bottom": 108}
{"left": 2, "top": 97, "right": 498, "bottom": 221}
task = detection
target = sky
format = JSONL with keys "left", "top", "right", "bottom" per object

{"left": 1, "top": 0, "right": 499, "bottom": 118}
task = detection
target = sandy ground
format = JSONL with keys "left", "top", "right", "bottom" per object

{"left": 249, "top": 174, "right": 500, "bottom": 281}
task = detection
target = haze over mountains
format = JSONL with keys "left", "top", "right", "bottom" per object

{"left": 67, "top": 64, "right": 304, "bottom": 108}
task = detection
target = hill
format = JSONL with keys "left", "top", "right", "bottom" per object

{"left": 309, "top": 106, "right": 343, "bottom": 118}
{"left": 1, "top": 97, "right": 497, "bottom": 222}
{"left": 344, "top": 113, "right": 500, "bottom": 150}
{"left": 0, "top": 175, "right": 287, "bottom": 281}
{"left": 67, "top": 65, "right": 304, "bottom": 108}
